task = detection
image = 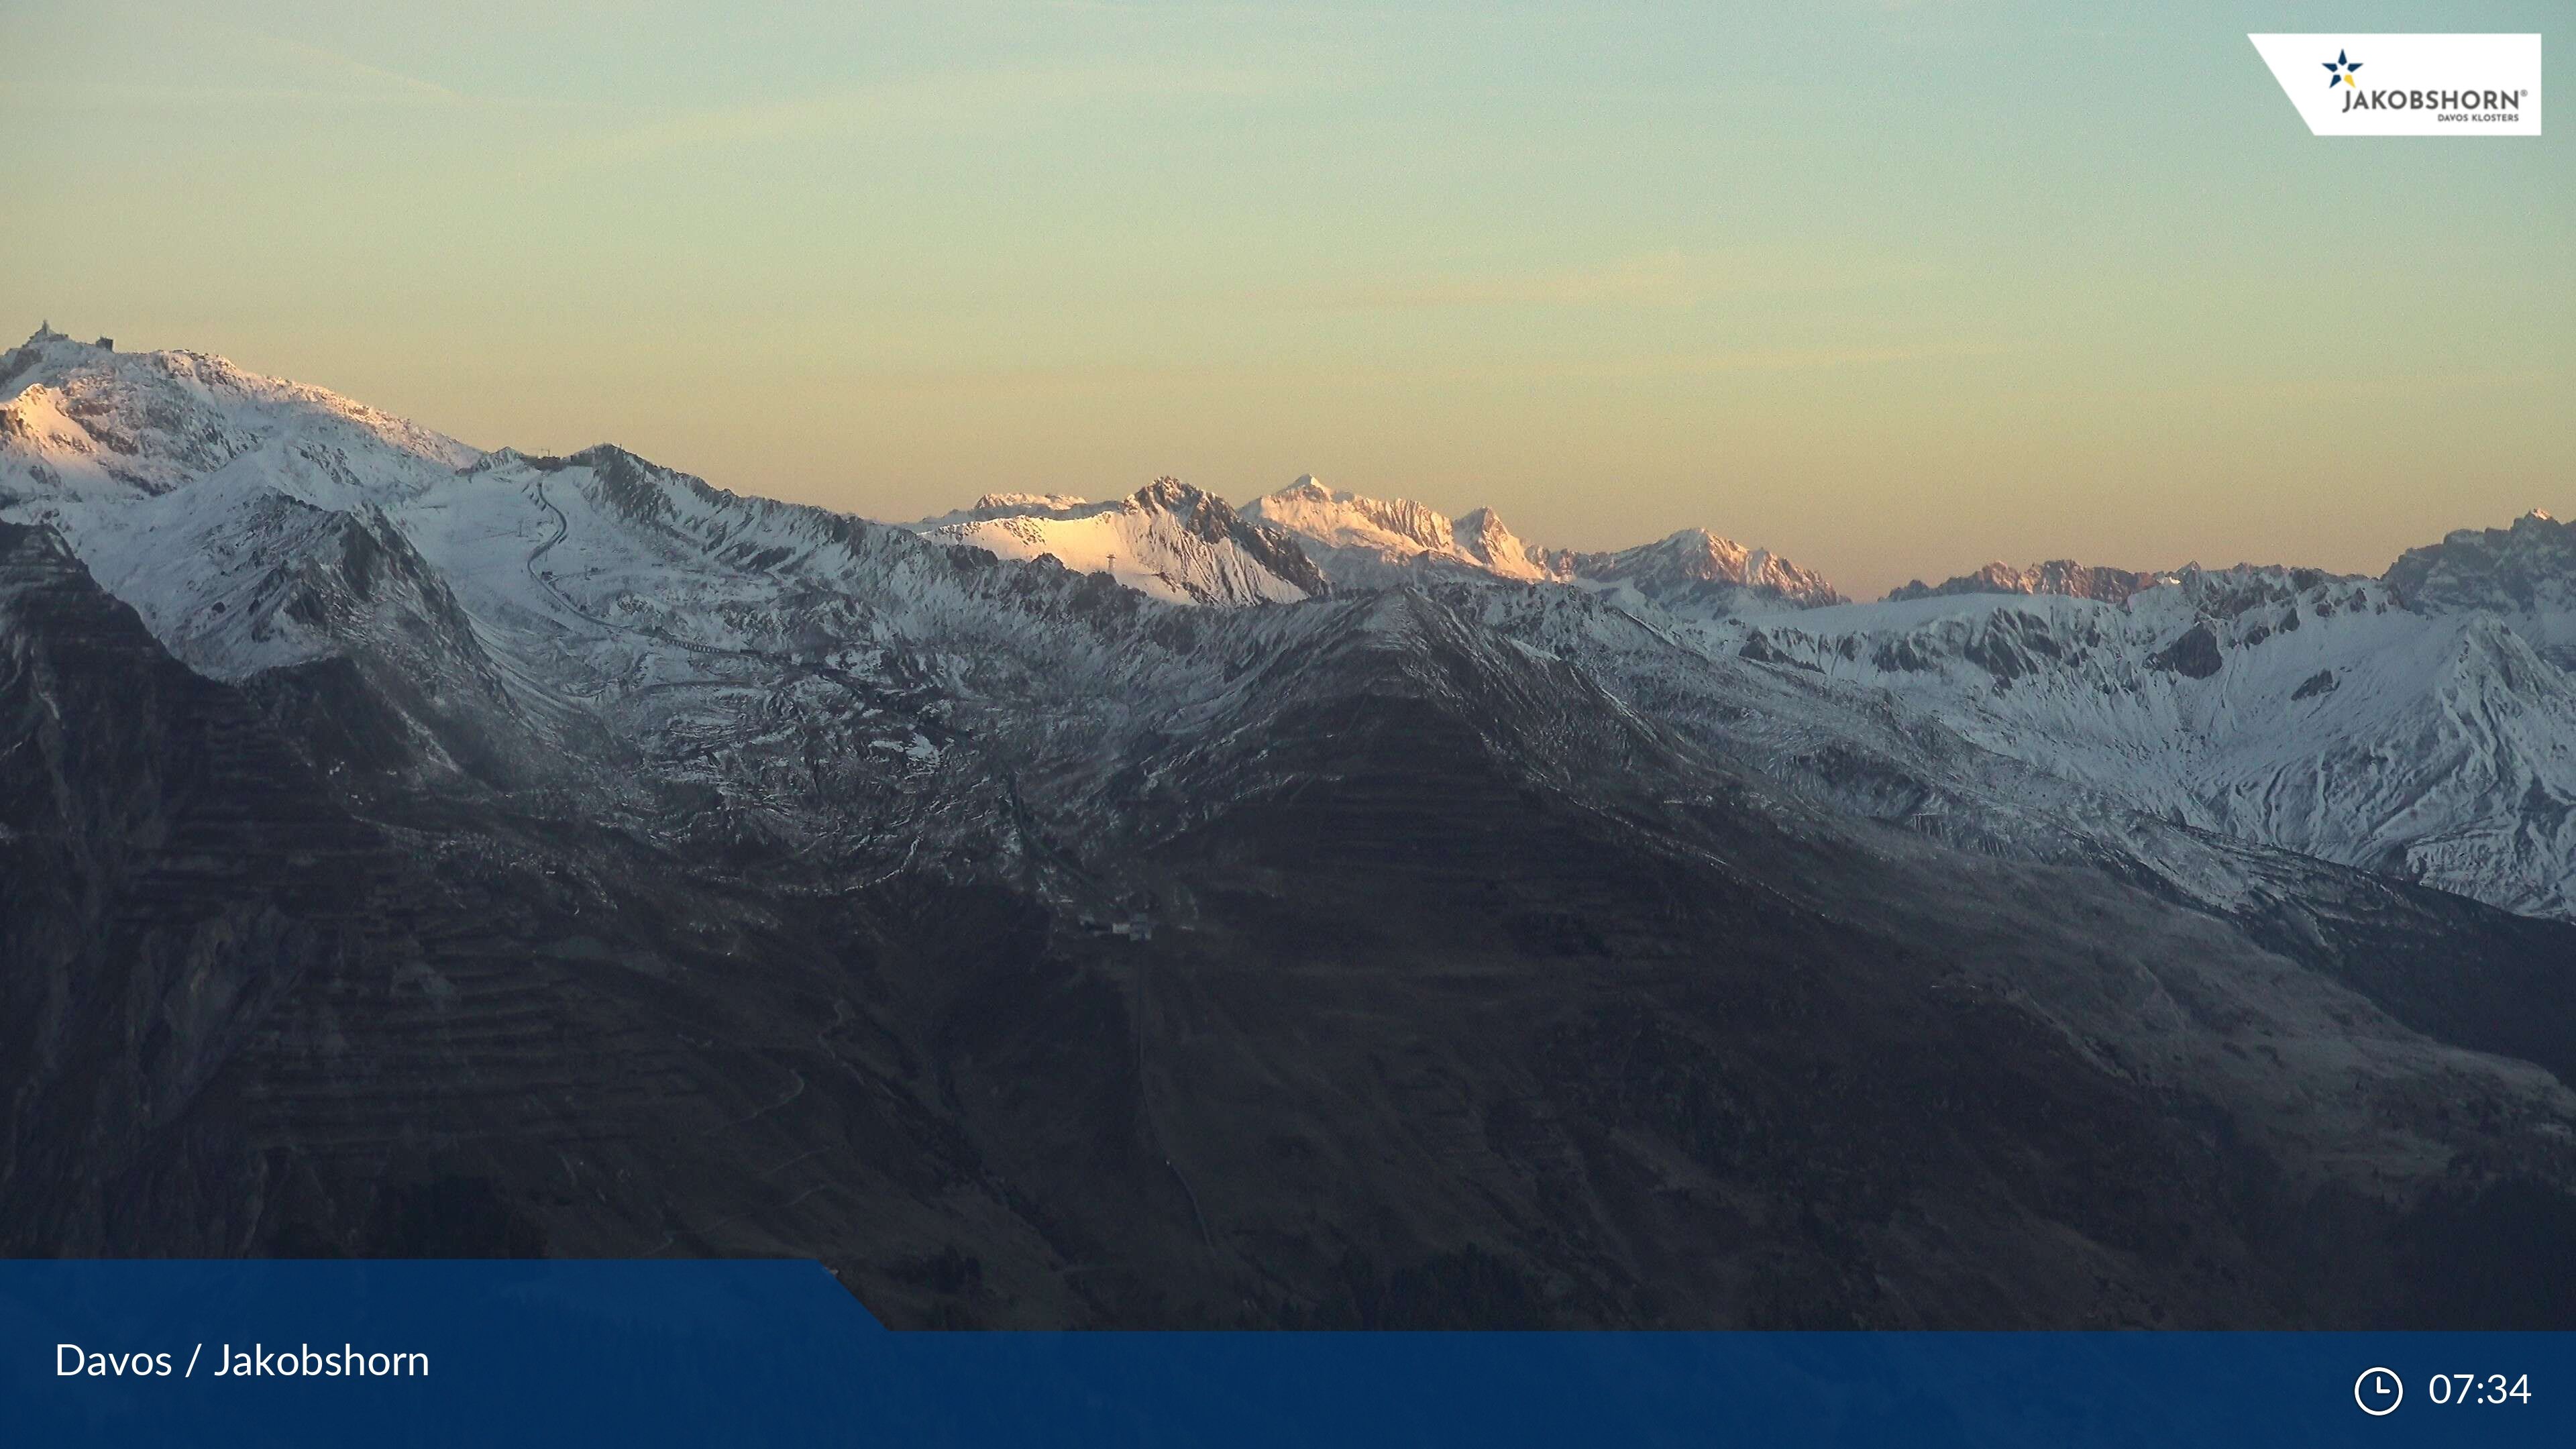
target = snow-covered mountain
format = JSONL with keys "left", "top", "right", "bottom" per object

{"left": 1885, "top": 558, "right": 2173, "bottom": 606}
{"left": 1243, "top": 475, "right": 1843, "bottom": 613}
{"left": 1718, "top": 564, "right": 2576, "bottom": 920}
{"left": 4, "top": 328, "right": 2569, "bottom": 926}
{"left": 2387, "top": 510, "right": 2576, "bottom": 667}
{"left": 9, "top": 327, "right": 2576, "bottom": 1328}
{"left": 1240, "top": 476, "right": 1559, "bottom": 586}
{"left": 911, "top": 478, "right": 1326, "bottom": 606}
{"left": 1545, "top": 527, "right": 1847, "bottom": 614}
{"left": 1, "top": 333, "right": 1216, "bottom": 857}
{"left": 0, "top": 325, "right": 473, "bottom": 503}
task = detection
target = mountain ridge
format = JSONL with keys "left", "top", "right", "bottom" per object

{"left": 1241, "top": 474, "right": 1847, "bottom": 613}
{"left": 7, "top": 328, "right": 2576, "bottom": 1327}
{"left": 1885, "top": 559, "right": 2176, "bottom": 606}
{"left": 7, "top": 331, "right": 2574, "bottom": 922}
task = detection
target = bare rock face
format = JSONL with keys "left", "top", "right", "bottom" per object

{"left": 2149, "top": 621, "right": 2224, "bottom": 679}
{"left": 2388, "top": 509, "right": 2576, "bottom": 613}
{"left": 2387, "top": 511, "right": 2576, "bottom": 669}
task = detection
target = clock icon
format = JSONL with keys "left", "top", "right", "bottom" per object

{"left": 2355, "top": 1367, "right": 2404, "bottom": 1416}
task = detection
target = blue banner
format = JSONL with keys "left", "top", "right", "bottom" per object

{"left": 2, "top": 1260, "right": 2567, "bottom": 1446}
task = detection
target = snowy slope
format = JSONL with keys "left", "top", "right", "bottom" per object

{"left": 1717, "top": 566, "right": 2576, "bottom": 919}
{"left": 0, "top": 337, "right": 1122, "bottom": 865}
{"left": 1242, "top": 476, "right": 1842, "bottom": 614}
{"left": 0, "top": 333, "right": 1326, "bottom": 891}
{"left": 1548, "top": 528, "right": 1845, "bottom": 614}
{"left": 1242, "top": 476, "right": 1560, "bottom": 585}
{"left": 912, "top": 478, "right": 1326, "bottom": 605}
{"left": 7, "top": 326, "right": 2573, "bottom": 928}
{"left": 0, "top": 325, "right": 474, "bottom": 504}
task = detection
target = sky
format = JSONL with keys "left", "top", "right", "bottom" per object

{"left": 1, "top": 1, "right": 2567, "bottom": 598}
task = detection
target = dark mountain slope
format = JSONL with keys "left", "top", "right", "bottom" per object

{"left": 6, "top": 521, "right": 2576, "bottom": 1328}
{"left": 0, "top": 521, "right": 1080, "bottom": 1314}
{"left": 881, "top": 588, "right": 2576, "bottom": 1328}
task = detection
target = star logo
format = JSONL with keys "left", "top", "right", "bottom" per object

{"left": 2322, "top": 49, "right": 2363, "bottom": 88}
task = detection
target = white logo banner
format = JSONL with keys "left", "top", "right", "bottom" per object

{"left": 2249, "top": 34, "right": 2542, "bottom": 136}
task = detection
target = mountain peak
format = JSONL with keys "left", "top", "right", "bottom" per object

{"left": 1134, "top": 474, "right": 1220, "bottom": 511}
{"left": 1, "top": 333, "right": 476, "bottom": 502}
{"left": 15, "top": 323, "right": 112, "bottom": 354}
{"left": 1553, "top": 528, "right": 1845, "bottom": 611}
{"left": 1244, "top": 480, "right": 1842, "bottom": 609}
{"left": 2386, "top": 506, "right": 2576, "bottom": 620}
{"left": 973, "top": 491, "right": 1089, "bottom": 513}
{"left": 1244, "top": 478, "right": 1460, "bottom": 561}
{"left": 1884, "top": 559, "right": 2169, "bottom": 606}
{"left": 913, "top": 475, "right": 1326, "bottom": 606}
{"left": 1448, "top": 506, "right": 1550, "bottom": 578}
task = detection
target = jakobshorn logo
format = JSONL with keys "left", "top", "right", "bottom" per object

{"left": 2249, "top": 34, "right": 2542, "bottom": 136}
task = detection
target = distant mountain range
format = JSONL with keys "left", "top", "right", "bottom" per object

{"left": 5, "top": 325, "right": 2574, "bottom": 1328}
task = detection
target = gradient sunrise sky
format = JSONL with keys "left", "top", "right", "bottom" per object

{"left": 2, "top": 1, "right": 2567, "bottom": 598}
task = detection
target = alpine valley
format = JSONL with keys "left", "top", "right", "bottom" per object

{"left": 5, "top": 327, "right": 2574, "bottom": 1328}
